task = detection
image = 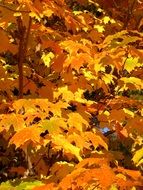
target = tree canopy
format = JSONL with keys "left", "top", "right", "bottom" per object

{"left": 0, "top": 0, "right": 143, "bottom": 189}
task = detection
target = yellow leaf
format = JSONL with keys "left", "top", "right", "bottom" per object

{"left": 103, "top": 30, "right": 128, "bottom": 46}
{"left": 123, "top": 108, "right": 134, "bottom": 118}
{"left": 82, "top": 70, "right": 96, "bottom": 81}
{"left": 116, "top": 173, "right": 126, "bottom": 180}
{"left": 68, "top": 112, "right": 88, "bottom": 132}
{"left": 104, "top": 110, "right": 110, "bottom": 116}
{"left": 52, "top": 135, "right": 82, "bottom": 161}
{"left": 94, "top": 25, "right": 105, "bottom": 33}
{"left": 0, "top": 113, "right": 25, "bottom": 132}
{"left": 29, "top": 12, "right": 41, "bottom": 21}
{"left": 41, "top": 52, "right": 55, "bottom": 67}
{"left": 13, "top": 12, "right": 22, "bottom": 17}
{"left": 124, "top": 57, "right": 142, "bottom": 73}
{"left": 109, "top": 184, "right": 118, "bottom": 190}
{"left": 54, "top": 86, "right": 74, "bottom": 102}
{"left": 131, "top": 187, "right": 136, "bottom": 190}
{"left": 102, "top": 74, "right": 115, "bottom": 84}
{"left": 94, "top": 61, "right": 105, "bottom": 73}
{"left": 40, "top": 117, "right": 67, "bottom": 134}
{"left": 102, "top": 16, "right": 115, "bottom": 24}
{"left": 132, "top": 147, "right": 143, "bottom": 165}
{"left": 43, "top": 9, "right": 53, "bottom": 17}
{"left": 120, "top": 77, "right": 143, "bottom": 89}
{"left": 73, "top": 11, "right": 83, "bottom": 15}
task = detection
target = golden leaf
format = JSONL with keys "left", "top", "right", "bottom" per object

{"left": 41, "top": 52, "right": 55, "bottom": 67}
{"left": 68, "top": 112, "right": 88, "bottom": 132}
{"left": 52, "top": 134, "right": 82, "bottom": 161}
{"left": 9, "top": 126, "right": 42, "bottom": 148}
{"left": 132, "top": 147, "right": 143, "bottom": 165}
{"left": 124, "top": 57, "right": 142, "bottom": 73}
{"left": 84, "top": 131, "right": 108, "bottom": 150}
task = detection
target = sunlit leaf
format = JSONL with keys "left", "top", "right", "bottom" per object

{"left": 9, "top": 126, "right": 42, "bottom": 148}
{"left": 41, "top": 52, "right": 55, "bottom": 67}
{"left": 124, "top": 57, "right": 142, "bottom": 73}
{"left": 132, "top": 147, "right": 143, "bottom": 165}
{"left": 52, "top": 134, "right": 82, "bottom": 161}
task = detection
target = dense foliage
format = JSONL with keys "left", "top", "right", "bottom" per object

{"left": 0, "top": 0, "right": 143, "bottom": 189}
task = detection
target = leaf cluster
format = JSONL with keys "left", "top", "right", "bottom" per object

{"left": 0, "top": 0, "right": 143, "bottom": 189}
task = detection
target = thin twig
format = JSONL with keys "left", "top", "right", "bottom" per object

{"left": 112, "top": 0, "right": 119, "bottom": 9}
{"left": 17, "top": 12, "right": 32, "bottom": 98}
{"left": 123, "top": 0, "right": 137, "bottom": 29}
{"left": 0, "top": 3, "right": 30, "bottom": 13}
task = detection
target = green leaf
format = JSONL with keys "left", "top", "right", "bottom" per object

{"left": 0, "top": 180, "right": 43, "bottom": 190}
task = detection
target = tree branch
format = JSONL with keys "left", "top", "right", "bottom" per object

{"left": 17, "top": 14, "right": 32, "bottom": 98}
{"left": 17, "top": 17, "right": 25, "bottom": 99}
{"left": 123, "top": 0, "right": 137, "bottom": 29}
{"left": 0, "top": 3, "right": 30, "bottom": 13}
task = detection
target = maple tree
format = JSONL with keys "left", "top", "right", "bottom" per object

{"left": 0, "top": 0, "right": 143, "bottom": 189}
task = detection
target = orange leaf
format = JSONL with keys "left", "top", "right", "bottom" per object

{"left": 9, "top": 126, "right": 42, "bottom": 148}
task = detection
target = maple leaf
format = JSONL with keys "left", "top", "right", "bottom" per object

{"left": 0, "top": 5, "right": 17, "bottom": 28}
{"left": 0, "top": 0, "right": 143, "bottom": 188}
{"left": 102, "top": 30, "right": 128, "bottom": 48}
{"left": 115, "top": 166, "right": 143, "bottom": 186}
{"left": 67, "top": 133, "right": 88, "bottom": 149}
{"left": 60, "top": 40, "right": 91, "bottom": 56}
{"left": 0, "top": 113, "right": 25, "bottom": 132}
{"left": 40, "top": 117, "right": 67, "bottom": 134}
{"left": 0, "top": 30, "right": 17, "bottom": 53}
{"left": 52, "top": 134, "right": 82, "bottom": 161}
{"left": 50, "top": 161, "right": 74, "bottom": 182}
{"left": 54, "top": 85, "right": 74, "bottom": 102}
{"left": 84, "top": 131, "right": 108, "bottom": 150}
{"left": 51, "top": 53, "right": 66, "bottom": 72}
{"left": 132, "top": 147, "right": 143, "bottom": 166}
{"left": 124, "top": 57, "right": 142, "bottom": 73}
{"left": 67, "top": 112, "right": 88, "bottom": 132}
{"left": 102, "top": 73, "right": 115, "bottom": 84}
{"left": 120, "top": 77, "right": 143, "bottom": 89}
{"left": 9, "top": 126, "right": 42, "bottom": 148}
{"left": 125, "top": 116, "right": 143, "bottom": 135}
{"left": 41, "top": 52, "right": 55, "bottom": 67}
{"left": 59, "top": 158, "right": 115, "bottom": 189}
{"left": 58, "top": 167, "right": 87, "bottom": 189}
